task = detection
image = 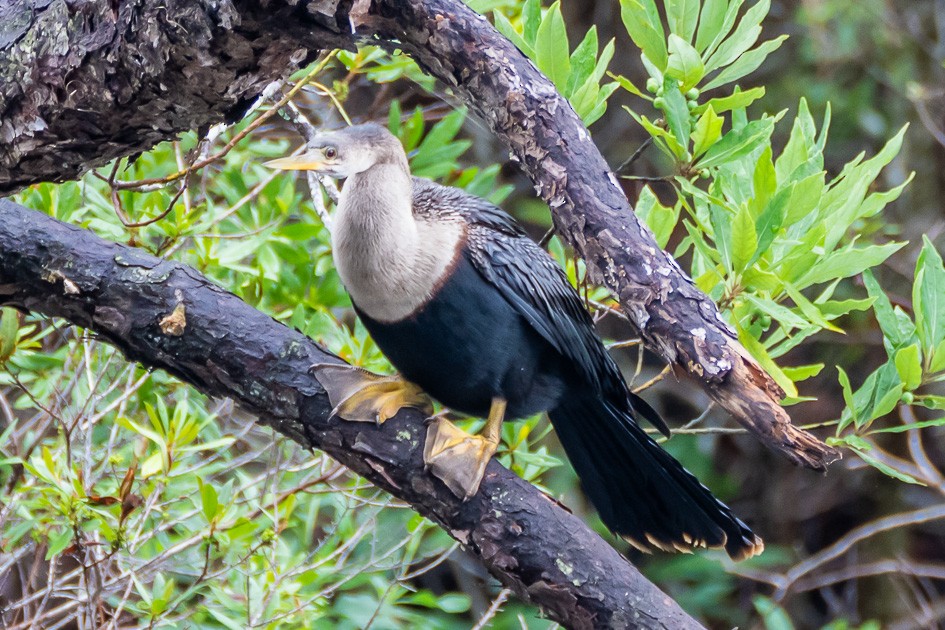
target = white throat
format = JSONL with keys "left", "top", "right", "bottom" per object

{"left": 331, "top": 164, "right": 464, "bottom": 322}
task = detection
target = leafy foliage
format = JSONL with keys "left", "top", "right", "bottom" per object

{"left": 617, "top": 0, "right": 915, "bottom": 414}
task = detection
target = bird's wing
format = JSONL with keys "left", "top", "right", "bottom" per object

{"left": 465, "top": 222, "right": 614, "bottom": 390}
{"left": 467, "top": 223, "right": 671, "bottom": 436}
{"left": 412, "top": 179, "right": 670, "bottom": 435}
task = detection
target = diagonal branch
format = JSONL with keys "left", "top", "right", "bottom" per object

{"left": 0, "top": 199, "right": 702, "bottom": 630}
{"left": 359, "top": 0, "right": 839, "bottom": 470}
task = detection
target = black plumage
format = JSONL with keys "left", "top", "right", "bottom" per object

{"left": 266, "top": 123, "right": 763, "bottom": 560}
{"left": 404, "top": 180, "right": 760, "bottom": 559}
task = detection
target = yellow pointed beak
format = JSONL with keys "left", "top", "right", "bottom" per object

{"left": 263, "top": 153, "right": 328, "bottom": 171}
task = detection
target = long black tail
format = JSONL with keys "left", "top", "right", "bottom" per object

{"left": 549, "top": 393, "right": 763, "bottom": 560}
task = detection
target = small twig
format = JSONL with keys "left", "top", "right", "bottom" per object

{"left": 791, "top": 558, "right": 945, "bottom": 595}
{"left": 605, "top": 338, "right": 642, "bottom": 350}
{"left": 902, "top": 404, "right": 945, "bottom": 491}
{"left": 772, "top": 504, "right": 945, "bottom": 601}
{"left": 679, "top": 403, "right": 716, "bottom": 430}
{"left": 109, "top": 184, "right": 185, "bottom": 229}
{"left": 619, "top": 175, "right": 672, "bottom": 183}
{"left": 632, "top": 364, "right": 672, "bottom": 394}
{"left": 96, "top": 54, "right": 335, "bottom": 192}
{"left": 471, "top": 588, "right": 511, "bottom": 630}
{"left": 615, "top": 137, "right": 654, "bottom": 175}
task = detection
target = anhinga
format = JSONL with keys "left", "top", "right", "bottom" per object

{"left": 267, "top": 123, "right": 763, "bottom": 560}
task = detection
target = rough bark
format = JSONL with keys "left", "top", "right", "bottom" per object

{"left": 0, "top": 0, "right": 349, "bottom": 191}
{"left": 0, "top": 199, "right": 702, "bottom": 630}
{"left": 0, "top": 0, "right": 838, "bottom": 469}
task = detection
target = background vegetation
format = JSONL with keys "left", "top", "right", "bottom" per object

{"left": 2, "top": 0, "right": 944, "bottom": 628}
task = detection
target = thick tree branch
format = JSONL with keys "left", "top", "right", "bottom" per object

{"left": 0, "top": 199, "right": 701, "bottom": 630}
{"left": 0, "top": 0, "right": 838, "bottom": 469}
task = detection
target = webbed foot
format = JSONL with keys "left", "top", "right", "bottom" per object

{"left": 310, "top": 363, "right": 432, "bottom": 424}
{"left": 423, "top": 397, "right": 506, "bottom": 500}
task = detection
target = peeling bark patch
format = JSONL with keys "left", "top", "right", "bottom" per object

{"left": 159, "top": 302, "right": 187, "bottom": 336}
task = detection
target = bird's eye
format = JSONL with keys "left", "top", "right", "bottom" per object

{"left": 324, "top": 147, "right": 337, "bottom": 159}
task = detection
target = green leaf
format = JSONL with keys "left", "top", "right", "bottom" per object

{"left": 691, "top": 106, "right": 723, "bottom": 158}
{"left": 913, "top": 236, "right": 945, "bottom": 355}
{"left": 661, "top": 79, "right": 692, "bottom": 158}
{"left": 611, "top": 73, "right": 650, "bottom": 99}
{"left": 781, "top": 363, "right": 824, "bottom": 382}
{"left": 753, "top": 596, "right": 795, "bottom": 630}
{"left": 863, "top": 269, "right": 916, "bottom": 353}
{"left": 620, "top": 0, "right": 668, "bottom": 69}
{"left": 627, "top": 108, "right": 689, "bottom": 159}
{"left": 567, "top": 27, "right": 599, "bottom": 96}
{"left": 817, "top": 297, "right": 875, "bottom": 319}
{"left": 523, "top": 0, "right": 541, "bottom": 45}
{"left": 46, "top": 527, "right": 73, "bottom": 560}
{"left": 837, "top": 367, "right": 857, "bottom": 432}
{"left": 745, "top": 294, "right": 810, "bottom": 330}
{"left": 636, "top": 186, "right": 680, "bottom": 248}
{"left": 783, "top": 282, "right": 842, "bottom": 332}
{"left": 929, "top": 338, "right": 945, "bottom": 374}
{"left": 782, "top": 172, "right": 825, "bottom": 226}
{"left": 738, "top": 322, "right": 797, "bottom": 397}
{"left": 695, "top": 0, "right": 730, "bottom": 53}
{"left": 703, "top": 35, "right": 787, "bottom": 91}
{"left": 919, "top": 394, "right": 945, "bottom": 410}
{"left": 868, "top": 416, "right": 945, "bottom": 433}
{"left": 848, "top": 361, "right": 904, "bottom": 430}
{"left": 571, "top": 41, "right": 616, "bottom": 122}
{"left": 535, "top": 2, "right": 571, "bottom": 91}
{"left": 895, "top": 344, "right": 923, "bottom": 391}
{"left": 493, "top": 12, "right": 534, "bottom": 58}
{"left": 842, "top": 438, "right": 924, "bottom": 485}
{"left": 731, "top": 204, "right": 756, "bottom": 272}
{"left": 697, "top": 86, "right": 765, "bottom": 114}
{"left": 0, "top": 307, "right": 18, "bottom": 363}
{"left": 702, "top": 0, "right": 746, "bottom": 59}
{"left": 797, "top": 242, "right": 904, "bottom": 289}
{"left": 709, "top": 203, "right": 733, "bottom": 271}
{"left": 694, "top": 117, "right": 773, "bottom": 169}
{"left": 117, "top": 415, "right": 165, "bottom": 448}
{"left": 666, "top": 34, "right": 705, "bottom": 90}
{"left": 751, "top": 146, "right": 776, "bottom": 215}
{"left": 820, "top": 126, "right": 908, "bottom": 251}
{"left": 704, "top": 0, "right": 769, "bottom": 73}
{"left": 775, "top": 98, "right": 818, "bottom": 183}
{"left": 200, "top": 479, "right": 220, "bottom": 523}
{"left": 667, "top": 0, "right": 700, "bottom": 42}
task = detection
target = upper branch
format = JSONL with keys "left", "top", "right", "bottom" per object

{"left": 359, "top": 0, "right": 839, "bottom": 470}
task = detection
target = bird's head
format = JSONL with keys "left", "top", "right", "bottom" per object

{"left": 264, "top": 123, "right": 407, "bottom": 178}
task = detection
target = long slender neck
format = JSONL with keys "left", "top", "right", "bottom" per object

{"left": 336, "top": 162, "right": 416, "bottom": 247}
{"left": 331, "top": 161, "right": 464, "bottom": 323}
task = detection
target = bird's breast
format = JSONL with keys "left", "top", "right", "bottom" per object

{"left": 333, "top": 214, "right": 466, "bottom": 323}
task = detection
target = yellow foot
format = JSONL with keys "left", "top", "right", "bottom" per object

{"left": 424, "top": 417, "right": 498, "bottom": 500}
{"left": 310, "top": 363, "right": 432, "bottom": 424}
